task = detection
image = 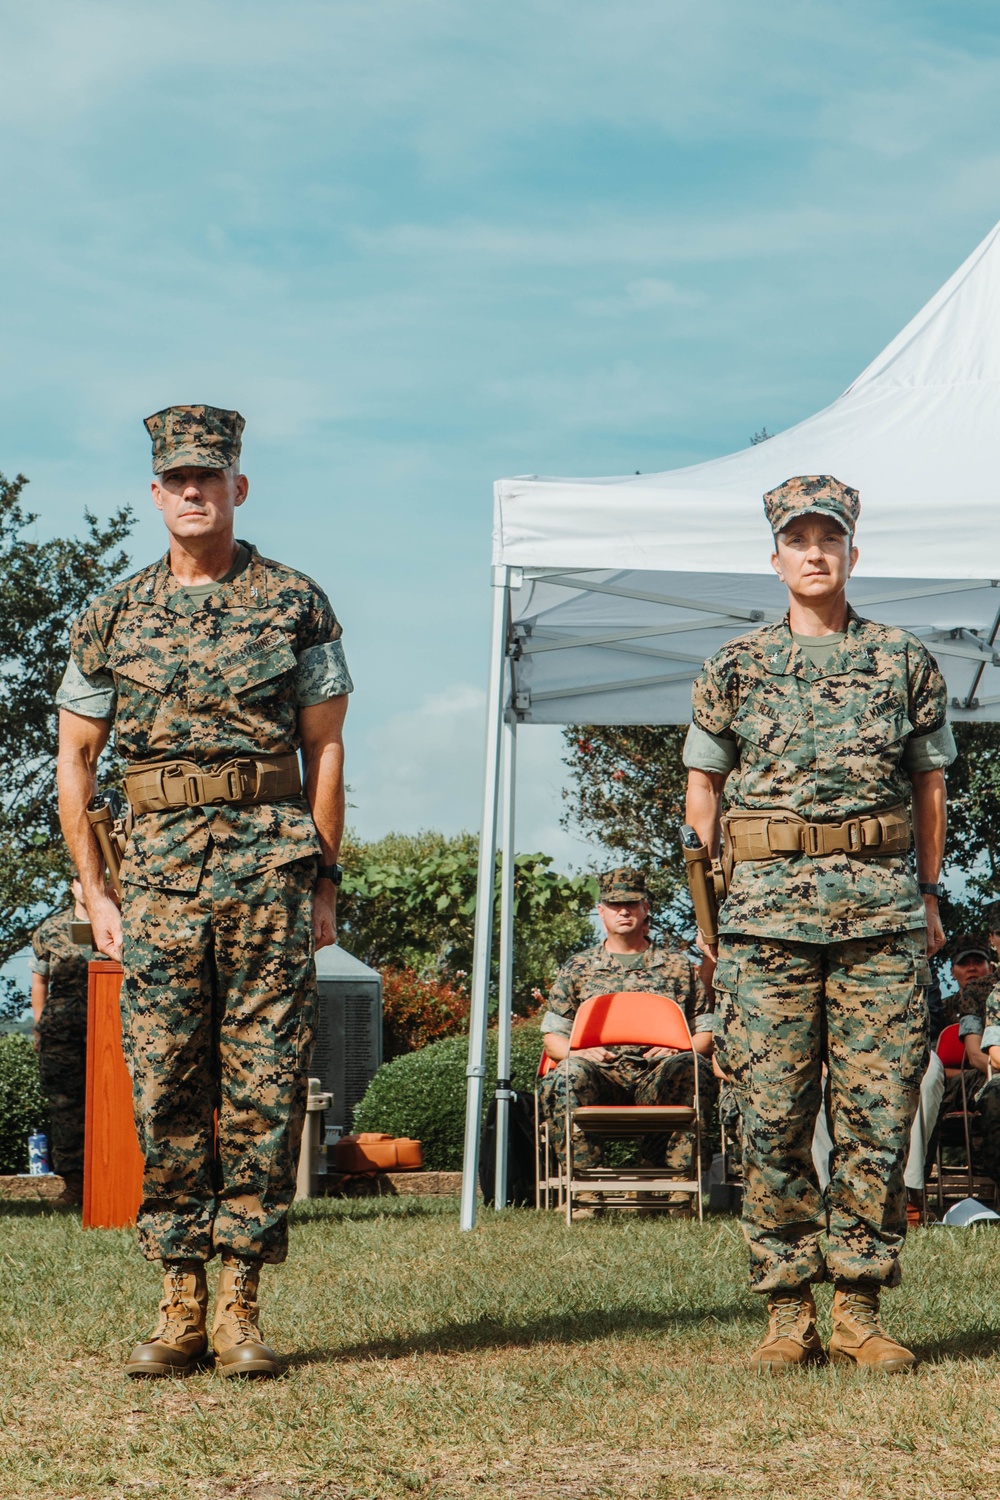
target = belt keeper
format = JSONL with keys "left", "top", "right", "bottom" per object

{"left": 805, "top": 824, "right": 820, "bottom": 855}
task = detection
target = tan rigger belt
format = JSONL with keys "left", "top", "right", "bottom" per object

{"left": 723, "top": 805, "right": 911, "bottom": 862}
{"left": 124, "top": 753, "right": 301, "bottom": 815}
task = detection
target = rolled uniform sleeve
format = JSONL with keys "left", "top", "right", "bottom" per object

{"left": 958, "top": 1012, "right": 984, "bottom": 1040}
{"left": 29, "top": 927, "right": 50, "bottom": 979}
{"left": 902, "top": 722, "right": 957, "bottom": 774}
{"left": 294, "top": 589, "right": 354, "bottom": 706}
{"left": 294, "top": 640, "right": 354, "bottom": 706}
{"left": 56, "top": 658, "right": 116, "bottom": 720}
{"left": 541, "top": 967, "right": 578, "bottom": 1040}
{"left": 981, "top": 982, "right": 1000, "bottom": 1051}
{"left": 689, "top": 967, "right": 715, "bottom": 1034}
{"left": 683, "top": 722, "right": 738, "bottom": 775}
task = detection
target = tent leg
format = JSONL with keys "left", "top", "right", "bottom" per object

{"left": 494, "top": 713, "right": 517, "bottom": 1210}
{"left": 460, "top": 567, "right": 510, "bottom": 1232}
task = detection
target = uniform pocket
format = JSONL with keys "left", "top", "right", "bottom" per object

{"left": 219, "top": 632, "right": 297, "bottom": 696}
{"left": 107, "top": 648, "right": 181, "bottom": 695}
{"left": 730, "top": 703, "right": 800, "bottom": 756}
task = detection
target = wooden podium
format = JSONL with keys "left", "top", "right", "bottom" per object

{"left": 83, "top": 960, "right": 144, "bottom": 1230}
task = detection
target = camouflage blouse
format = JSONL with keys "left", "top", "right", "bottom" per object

{"left": 30, "top": 908, "right": 93, "bottom": 1020}
{"left": 58, "top": 544, "right": 351, "bottom": 892}
{"left": 541, "top": 941, "right": 714, "bottom": 1058}
{"left": 684, "top": 610, "right": 954, "bottom": 944}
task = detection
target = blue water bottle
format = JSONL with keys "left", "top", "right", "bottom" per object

{"left": 27, "top": 1133, "right": 50, "bottom": 1176}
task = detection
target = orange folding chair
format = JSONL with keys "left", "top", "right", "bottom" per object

{"left": 540, "top": 990, "right": 704, "bottom": 1224}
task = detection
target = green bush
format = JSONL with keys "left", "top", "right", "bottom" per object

{"left": 353, "top": 1022, "right": 544, "bottom": 1171}
{"left": 0, "top": 1034, "right": 48, "bottom": 1174}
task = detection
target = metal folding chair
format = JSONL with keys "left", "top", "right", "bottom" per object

{"left": 536, "top": 990, "right": 705, "bottom": 1224}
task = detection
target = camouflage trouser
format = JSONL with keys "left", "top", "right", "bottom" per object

{"left": 121, "top": 848, "right": 317, "bottom": 1264}
{"left": 36, "top": 1000, "right": 87, "bottom": 1177}
{"left": 973, "top": 1076, "right": 1000, "bottom": 1188}
{"left": 538, "top": 1051, "right": 716, "bottom": 1176}
{"left": 713, "top": 931, "right": 928, "bottom": 1293}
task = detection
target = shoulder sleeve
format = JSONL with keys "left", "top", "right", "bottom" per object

{"left": 30, "top": 925, "right": 50, "bottom": 977}
{"left": 691, "top": 651, "right": 739, "bottom": 737}
{"left": 683, "top": 722, "right": 738, "bottom": 774}
{"left": 691, "top": 969, "right": 715, "bottom": 1033}
{"left": 906, "top": 641, "right": 949, "bottom": 738}
{"left": 294, "top": 641, "right": 354, "bottom": 706}
{"left": 982, "top": 982, "right": 1000, "bottom": 1050}
{"left": 958, "top": 1013, "right": 983, "bottom": 1040}
{"left": 56, "top": 657, "right": 116, "bottom": 720}
{"left": 901, "top": 722, "right": 957, "bottom": 773}
{"left": 541, "top": 961, "right": 580, "bottom": 1037}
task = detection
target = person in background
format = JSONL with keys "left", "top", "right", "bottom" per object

{"left": 538, "top": 867, "right": 716, "bottom": 1214}
{"left": 30, "top": 874, "right": 94, "bottom": 1207}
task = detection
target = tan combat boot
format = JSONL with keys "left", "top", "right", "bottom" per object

{"left": 124, "top": 1260, "right": 209, "bottom": 1378}
{"left": 828, "top": 1282, "right": 917, "bottom": 1372}
{"left": 211, "top": 1255, "right": 281, "bottom": 1378}
{"left": 750, "top": 1288, "right": 823, "bottom": 1373}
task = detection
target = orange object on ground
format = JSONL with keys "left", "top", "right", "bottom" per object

{"left": 333, "top": 1134, "right": 424, "bottom": 1173}
{"left": 83, "top": 960, "right": 144, "bottom": 1230}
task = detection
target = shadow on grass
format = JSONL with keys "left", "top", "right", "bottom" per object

{"left": 285, "top": 1301, "right": 751, "bottom": 1366}
{"left": 0, "top": 1200, "right": 79, "bottom": 1219}
{"left": 290, "top": 1196, "right": 457, "bottom": 1225}
{"left": 912, "top": 1328, "right": 1000, "bottom": 1363}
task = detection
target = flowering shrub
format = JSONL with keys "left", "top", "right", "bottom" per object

{"left": 380, "top": 967, "right": 470, "bottom": 1060}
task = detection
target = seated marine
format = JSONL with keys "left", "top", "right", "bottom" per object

{"left": 537, "top": 867, "right": 716, "bottom": 1195}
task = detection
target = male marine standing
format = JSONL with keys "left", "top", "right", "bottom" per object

{"left": 56, "top": 406, "right": 351, "bottom": 1378}
{"left": 684, "top": 476, "right": 953, "bottom": 1372}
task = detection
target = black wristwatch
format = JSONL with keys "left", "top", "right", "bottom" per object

{"left": 317, "top": 863, "right": 343, "bottom": 886}
{"left": 918, "top": 882, "right": 942, "bottom": 899}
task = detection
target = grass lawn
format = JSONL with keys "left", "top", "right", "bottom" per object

{"left": 4, "top": 1198, "right": 1000, "bottom": 1500}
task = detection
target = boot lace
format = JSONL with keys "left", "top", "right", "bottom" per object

{"left": 159, "top": 1264, "right": 198, "bottom": 1341}
{"left": 838, "top": 1290, "right": 881, "bottom": 1332}
{"left": 770, "top": 1295, "right": 809, "bottom": 1337}
{"left": 229, "top": 1266, "right": 260, "bottom": 1343}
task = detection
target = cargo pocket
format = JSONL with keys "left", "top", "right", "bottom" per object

{"left": 712, "top": 953, "right": 750, "bottom": 1098}
{"left": 107, "top": 648, "right": 183, "bottom": 757}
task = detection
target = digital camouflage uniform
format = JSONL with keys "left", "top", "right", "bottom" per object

{"left": 951, "top": 974, "right": 1000, "bottom": 1191}
{"left": 539, "top": 935, "right": 716, "bottom": 1178}
{"left": 30, "top": 907, "right": 94, "bottom": 1178}
{"left": 57, "top": 407, "right": 352, "bottom": 1265}
{"left": 684, "top": 476, "right": 955, "bottom": 1294}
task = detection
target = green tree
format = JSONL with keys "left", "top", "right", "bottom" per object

{"left": 0, "top": 472, "right": 132, "bottom": 964}
{"left": 337, "top": 829, "right": 597, "bottom": 1015}
{"left": 561, "top": 727, "right": 693, "bottom": 939}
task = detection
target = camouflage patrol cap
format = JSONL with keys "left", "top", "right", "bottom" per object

{"left": 950, "top": 934, "right": 993, "bottom": 964}
{"left": 764, "top": 475, "right": 860, "bottom": 537}
{"left": 144, "top": 405, "right": 245, "bottom": 474}
{"left": 598, "top": 867, "right": 648, "bottom": 904}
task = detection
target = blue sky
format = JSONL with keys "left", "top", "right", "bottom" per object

{"left": 4, "top": 0, "right": 1000, "bottom": 878}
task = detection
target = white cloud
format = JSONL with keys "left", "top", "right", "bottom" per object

{"left": 348, "top": 685, "right": 604, "bottom": 871}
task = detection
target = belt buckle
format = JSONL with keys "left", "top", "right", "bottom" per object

{"left": 847, "top": 819, "right": 863, "bottom": 852}
{"left": 226, "top": 768, "right": 244, "bottom": 801}
{"left": 184, "top": 773, "right": 202, "bottom": 807}
{"left": 804, "top": 824, "right": 821, "bottom": 855}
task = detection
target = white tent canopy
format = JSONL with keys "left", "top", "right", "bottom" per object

{"left": 459, "top": 218, "right": 1000, "bottom": 1229}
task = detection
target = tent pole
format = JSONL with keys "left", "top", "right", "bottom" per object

{"left": 494, "top": 712, "right": 517, "bottom": 1210}
{"left": 460, "top": 566, "right": 510, "bottom": 1232}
